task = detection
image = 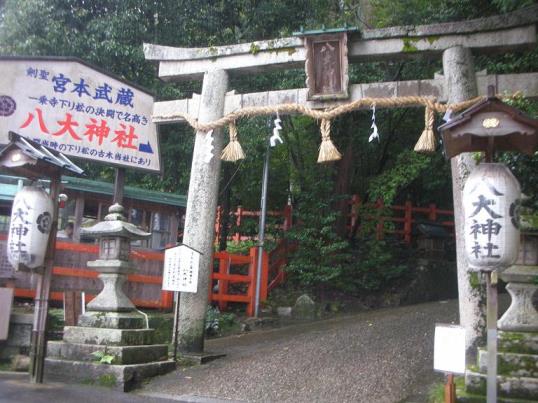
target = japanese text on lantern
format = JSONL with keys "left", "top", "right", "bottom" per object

{"left": 8, "top": 198, "right": 32, "bottom": 265}
{"left": 468, "top": 189, "right": 504, "bottom": 261}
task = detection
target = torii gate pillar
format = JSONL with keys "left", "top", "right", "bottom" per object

{"left": 443, "top": 46, "right": 486, "bottom": 360}
{"left": 178, "top": 69, "right": 229, "bottom": 354}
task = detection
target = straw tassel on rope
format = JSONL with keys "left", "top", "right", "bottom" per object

{"left": 221, "top": 121, "right": 245, "bottom": 162}
{"left": 413, "top": 105, "right": 436, "bottom": 154}
{"left": 317, "top": 119, "right": 342, "bottom": 163}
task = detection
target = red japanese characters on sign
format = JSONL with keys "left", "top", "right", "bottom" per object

{"left": 0, "top": 58, "right": 160, "bottom": 172}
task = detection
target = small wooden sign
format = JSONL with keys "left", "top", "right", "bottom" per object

{"left": 434, "top": 324, "right": 466, "bottom": 374}
{"left": 162, "top": 244, "right": 201, "bottom": 293}
{"left": 304, "top": 32, "right": 349, "bottom": 101}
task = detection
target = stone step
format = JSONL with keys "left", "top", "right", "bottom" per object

{"left": 63, "top": 326, "right": 154, "bottom": 346}
{"left": 478, "top": 349, "right": 538, "bottom": 378}
{"left": 498, "top": 331, "right": 538, "bottom": 355}
{"left": 466, "top": 371, "right": 538, "bottom": 400}
{"left": 47, "top": 341, "right": 169, "bottom": 365}
{"left": 44, "top": 358, "right": 176, "bottom": 392}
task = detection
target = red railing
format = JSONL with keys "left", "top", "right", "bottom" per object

{"left": 0, "top": 234, "right": 174, "bottom": 310}
{"left": 215, "top": 204, "right": 293, "bottom": 243}
{"left": 3, "top": 233, "right": 275, "bottom": 315}
{"left": 209, "top": 248, "right": 268, "bottom": 316}
{"left": 347, "top": 196, "right": 454, "bottom": 243}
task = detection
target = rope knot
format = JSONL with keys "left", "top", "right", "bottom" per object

{"left": 221, "top": 121, "right": 245, "bottom": 162}
{"left": 317, "top": 119, "right": 342, "bottom": 163}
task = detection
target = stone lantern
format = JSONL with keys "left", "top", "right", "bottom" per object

{"left": 80, "top": 203, "right": 150, "bottom": 323}
{"left": 45, "top": 204, "right": 175, "bottom": 391}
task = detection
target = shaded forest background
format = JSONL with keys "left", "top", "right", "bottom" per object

{"left": 1, "top": 0, "right": 537, "bottom": 296}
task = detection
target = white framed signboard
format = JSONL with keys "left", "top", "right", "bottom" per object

{"left": 434, "top": 324, "right": 466, "bottom": 374}
{"left": 0, "top": 57, "right": 161, "bottom": 172}
{"left": 162, "top": 244, "right": 201, "bottom": 293}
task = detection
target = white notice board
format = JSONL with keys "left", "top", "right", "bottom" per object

{"left": 162, "top": 244, "right": 201, "bottom": 293}
{"left": 434, "top": 324, "right": 466, "bottom": 374}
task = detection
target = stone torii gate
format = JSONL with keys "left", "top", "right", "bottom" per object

{"left": 144, "top": 6, "right": 538, "bottom": 358}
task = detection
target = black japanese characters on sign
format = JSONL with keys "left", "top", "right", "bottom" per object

{"left": 8, "top": 198, "right": 32, "bottom": 265}
{"left": 468, "top": 192, "right": 504, "bottom": 261}
{"left": 162, "top": 244, "right": 201, "bottom": 293}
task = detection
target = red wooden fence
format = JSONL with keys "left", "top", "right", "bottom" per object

{"left": 0, "top": 235, "right": 174, "bottom": 310}
{"left": 3, "top": 233, "right": 279, "bottom": 316}
{"left": 215, "top": 204, "right": 292, "bottom": 243}
{"left": 347, "top": 196, "right": 454, "bottom": 243}
{"left": 209, "top": 248, "right": 268, "bottom": 316}
{"left": 3, "top": 198, "right": 453, "bottom": 316}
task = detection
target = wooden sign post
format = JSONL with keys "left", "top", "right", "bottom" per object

{"left": 434, "top": 324, "right": 466, "bottom": 403}
{"left": 162, "top": 244, "right": 202, "bottom": 360}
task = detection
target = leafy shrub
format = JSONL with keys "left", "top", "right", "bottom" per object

{"left": 205, "top": 306, "right": 238, "bottom": 337}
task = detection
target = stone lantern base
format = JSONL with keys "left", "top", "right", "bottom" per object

{"left": 44, "top": 310, "right": 175, "bottom": 391}
{"left": 460, "top": 263, "right": 538, "bottom": 401}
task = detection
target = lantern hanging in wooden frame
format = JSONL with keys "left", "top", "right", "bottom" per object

{"left": 7, "top": 185, "right": 54, "bottom": 271}
{"left": 439, "top": 92, "right": 538, "bottom": 272}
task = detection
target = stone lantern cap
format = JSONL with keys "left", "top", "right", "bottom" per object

{"left": 81, "top": 204, "right": 151, "bottom": 240}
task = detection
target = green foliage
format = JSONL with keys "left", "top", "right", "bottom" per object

{"left": 344, "top": 237, "right": 409, "bottom": 292}
{"left": 285, "top": 163, "right": 351, "bottom": 290}
{"left": 205, "top": 306, "right": 238, "bottom": 336}
{"left": 367, "top": 150, "right": 431, "bottom": 204}
{"left": 90, "top": 350, "right": 116, "bottom": 365}
{"left": 498, "top": 96, "right": 538, "bottom": 209}
{"left": 97, "top": 373, "right": 117, "bottom": 387}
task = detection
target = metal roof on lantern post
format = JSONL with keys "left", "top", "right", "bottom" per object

{"left": 0, "top": 131, "right": 83, "bottom": 384}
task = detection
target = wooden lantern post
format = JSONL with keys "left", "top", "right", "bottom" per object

{"left": 0, "top": 132, "right": 83, "bottom": 383}
{"left": 439, "top": 90, "right": 538, "bottom": 402}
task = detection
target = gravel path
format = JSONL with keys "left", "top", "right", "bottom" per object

{"left": 139, "top": 300, "right": 460, "bottom": 403}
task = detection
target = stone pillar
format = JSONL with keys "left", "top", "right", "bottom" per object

{"left": 443, "top": 46, "right": 486, "bottom": 360}
{"left": 178, "top": 69, "right": 229, "bottom": 354}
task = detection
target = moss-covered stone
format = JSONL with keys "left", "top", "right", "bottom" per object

{"left": 249, "top": 43, "right": 261, "bottom": 55}
{"left": 402, "top": 37, "right": 419, "bottom": 52}
{"left": 469, "top": 272, "right": 481, "bottom": 290}
{"left": 98, "top": 373, "right": 117, "bottom": 387}
{"left": 499, "top": 331, "right": 538, "bottom": 355}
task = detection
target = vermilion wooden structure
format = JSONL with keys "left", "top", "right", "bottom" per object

{"left": 347, "top": 196, "right": 454, "bottom": 243}
{"left": 6, "top": 199, "right": 454, "bottom": 316}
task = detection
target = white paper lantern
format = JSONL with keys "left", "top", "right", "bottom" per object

{"left": 7, "top": 185, "right": 54, "bottom": 271}
{"left": 463, "top": 163, "right": 521, "bottom": 272}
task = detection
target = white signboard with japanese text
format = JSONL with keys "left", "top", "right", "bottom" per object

{"left": 0, "top": 57, "right": 160, "bottom": 172}
{"left": 162, "top": 244, "right": 200, "bottom": 293}
{"left": 434, "top": 324, "right": 466, "bottom": 374}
